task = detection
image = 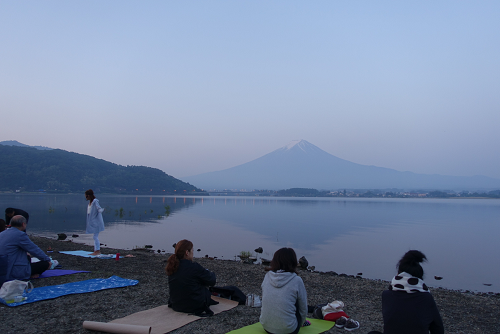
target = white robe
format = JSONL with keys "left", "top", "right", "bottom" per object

{"left": 86, "top": 199, "right": 105, "bottom": 234}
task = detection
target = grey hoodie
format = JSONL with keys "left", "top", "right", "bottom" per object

{"left": 260, "top": 271, "right": 308, "bottom": 334}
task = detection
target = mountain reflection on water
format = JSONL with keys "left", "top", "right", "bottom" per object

{"left": 0, "top": 193, "right": 196, "bottom": 231}
{"left": 1, "top": 194, "right": 499, "bottom": 293}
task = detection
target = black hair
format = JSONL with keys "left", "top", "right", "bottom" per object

{"left": 397, "top": 250, "right": 427, "bottom": 279}
{"left": 0, "top": 219, "right": 6, "bottom": 232}
{"left": 85, "top": 189, "right": 96, "bottom": 201}
{"left": 269, "top": 247, "right": 298, "bottom": 273}
{"left": 5, "top": 208, "right": 15, "bottom": 215}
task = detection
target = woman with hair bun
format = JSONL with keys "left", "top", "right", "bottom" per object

{"left": 166, "top": 239, "right": 217, "bottom": 316}
{"left": 260, "top": 247, "right": 308, "bottom": 334}
{"left": 369, "top": 250, "right": 444, "bottom": 334}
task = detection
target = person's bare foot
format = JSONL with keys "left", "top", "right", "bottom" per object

{"left": 89, "top": 250, "right": 101, "bottom": 256}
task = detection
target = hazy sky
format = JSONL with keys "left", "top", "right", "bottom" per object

{"left": 1, "top": 1, "right": 499, "bottom": 179}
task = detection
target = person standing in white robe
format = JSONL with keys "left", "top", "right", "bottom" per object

{"left": 85, "top": 189, "right": 105, "bottom": 255}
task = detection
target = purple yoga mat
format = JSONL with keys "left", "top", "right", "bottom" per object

{"left": 38, "top": 269, "right": 90, "bottom": 278}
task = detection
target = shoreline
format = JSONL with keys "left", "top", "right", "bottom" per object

{"left": 1, "top": 236, "right": 499, "bottom": 334}
{"left": 33, "top": 233, "right": 500, "bottom": 295}
{"left": 2, "top": 191, "right": 500, "bottom": 200}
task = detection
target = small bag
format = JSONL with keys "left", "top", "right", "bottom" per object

{"left": 0, "top": 280, "right": 33, "bottom": 302}
{"left": 321, "top": 300, "right": 344, "bottom": 317}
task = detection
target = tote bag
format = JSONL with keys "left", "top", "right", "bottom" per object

{"left": 0, "top": 280, "right": 33, "bottom": 302}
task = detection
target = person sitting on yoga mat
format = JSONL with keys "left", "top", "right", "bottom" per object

{"left": 0, "top": 215, "right": 54, "bottom": 281}
{"left": 260, "top": 247, "right": 308, "bottom": 334}
{"left": 368, "top": 250, "right": 444, "bottom": 334}
{"left": 166, "top": 239, "right": 217, "bottom": 316}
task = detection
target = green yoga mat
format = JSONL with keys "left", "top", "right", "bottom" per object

{"left": 226, "top": 318, "right": 335, "bottom": 334}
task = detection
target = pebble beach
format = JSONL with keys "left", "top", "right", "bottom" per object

{"left": 1, "top": 236, "right": 499, "bottom": 334}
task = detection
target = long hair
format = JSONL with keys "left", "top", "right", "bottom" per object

{"left": 85, "top": 189, "right": 96, "bottom": 201}
{"left": 397, "top": 250, "right": 427, "bottom": 279}
{"left": 166, "top": 239, "right": 193, "bottom": 276}
{"left": 269, "top": 247, "right": 298, "bottom": 273}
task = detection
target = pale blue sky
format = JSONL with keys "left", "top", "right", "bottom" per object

{"left": 1, "top": 1, "right": 499, "bottom": 179}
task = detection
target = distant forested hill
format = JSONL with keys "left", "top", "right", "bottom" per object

{"left": 0, "top": 145, "right": 205, "bottom": 194}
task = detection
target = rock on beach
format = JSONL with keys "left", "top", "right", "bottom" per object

{"left": 0, "top": 236, "right": 499, "bottom": 334}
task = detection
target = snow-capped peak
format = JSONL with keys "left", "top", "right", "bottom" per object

{"left": 285, "top": 140, "right": 303, "bottom": 150}
{"left": 283, "top": 139, "right": 314, "bottom": 152}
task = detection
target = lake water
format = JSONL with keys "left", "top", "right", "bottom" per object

{"left": 1, "top": 194, "right": 499, "bottom": 293}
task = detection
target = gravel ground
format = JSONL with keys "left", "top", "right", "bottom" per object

{"left": 1, "top": 236, "right": 499, "bottom": 334}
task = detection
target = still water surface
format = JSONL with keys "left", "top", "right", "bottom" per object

{"left": 1, "top": 194, "right": 499, "bottom": 293}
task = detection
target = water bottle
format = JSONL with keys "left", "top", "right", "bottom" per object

{"left": 6, "top": 296, "right": 26, "bottom": 304}
{"left": 14, "top": 296, "right": 26, "bottom": 303}
{"left": 252, "top": 295, "right": 261, "bottom": 307}
{"left": 246, "top": 294, "right": 253, "bottom": 306}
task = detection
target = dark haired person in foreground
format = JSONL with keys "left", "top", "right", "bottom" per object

{"left": 260, "top": 247, "right": 308, "bottom": 334}
{"left": 368, "top": 250, "right": 444, "bottom": 334}
{"left": 5, "top": 208, "right": 29, "bottom": 230}
{"left": 0, "top": 215, "right": 54, "bottom": 281}
{"left": 166, "top": 239, "right": 217, "bottom": 316}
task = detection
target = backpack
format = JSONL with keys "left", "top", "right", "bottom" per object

{"left": 209, "top": 286, "right": 247, "bottom": 305}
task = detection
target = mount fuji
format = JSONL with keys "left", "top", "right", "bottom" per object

{"left": 183, "top": 140, "right": 500, "bottom": 191}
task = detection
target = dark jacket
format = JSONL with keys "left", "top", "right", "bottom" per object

{"left": 382, "top": 290, "right": 444, "bottom": 334}
{"left": 168, "top": 259, "right": 216, "bottom": 313}
{"left": 5, "top": 208, "right": 29, "bottom": 225}
{"left": 0, "top": 227, "right": 50, "bottom": 281}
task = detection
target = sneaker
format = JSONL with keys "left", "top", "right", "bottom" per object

{"left": 50, "top": 260, "right": 59, "bottom": 270}
{"left": 335, "top": 316, "right": 348, "bottom": 328}
{"left": 344, "top": 318, "right": 360, "bottom": 331}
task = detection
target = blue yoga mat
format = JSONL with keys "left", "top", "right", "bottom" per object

{"left": 1, "top": 276, "right": 138, "bottom": 307}
{"left": 38, "top": 269, "right": 90, "bottom": 278}
{"left": 59, "top": 250, "right": 121, "bottom": 258}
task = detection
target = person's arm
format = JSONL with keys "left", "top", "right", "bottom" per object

{"left": 19, "top": 234, "right": 50, "bottom": 262}
{"left": 94, "top": 200, "right": 105, "bottom": 213}
{"left": 194, "top": 263, "right": 216, "bottom": 286}
{"left": 296, "top": 277, "right": 308, "bottom": 326}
